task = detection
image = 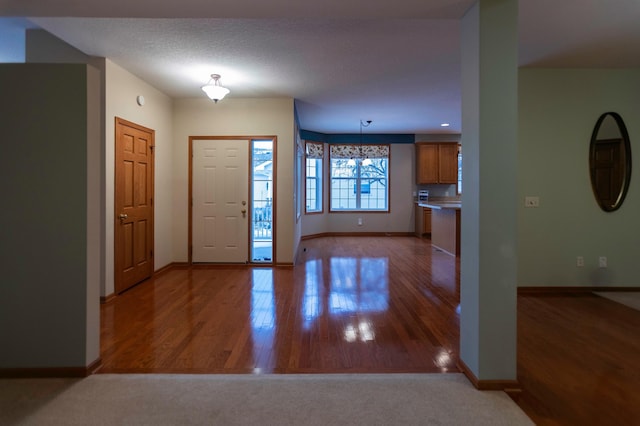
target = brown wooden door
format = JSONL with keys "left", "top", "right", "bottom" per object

{"left": 115, "top": 118, "right": 154, "bottom": 293}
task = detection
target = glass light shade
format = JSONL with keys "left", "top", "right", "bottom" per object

{"left": 201, "top": 84, "right": 230, "bottom": 103}
{"left": 347, "top": 158, "right": 357, "bottom": 167}
{"left": 362, "top": 158, "right": 372, "bottom": 166}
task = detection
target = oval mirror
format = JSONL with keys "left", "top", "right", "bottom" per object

{"left": 589, "top": 112, "right": 632, "bottom": 212}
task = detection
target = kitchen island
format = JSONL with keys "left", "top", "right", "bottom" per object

{"left": 419, "top": 201, "right": 461, "bottom": 256}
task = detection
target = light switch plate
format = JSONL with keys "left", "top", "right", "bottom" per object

{"left": 525, "top": 196, "right": 540, "bottom": 208}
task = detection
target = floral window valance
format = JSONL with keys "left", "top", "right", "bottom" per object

{"left": 330, "top": 144, "right": 389, "bottom": 159}
{"left": 305, "top": 142, "right": 324, "bottom": 159}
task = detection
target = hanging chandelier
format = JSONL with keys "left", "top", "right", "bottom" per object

{"left": 201, "top": 74, "right": 230, "bottom": 103}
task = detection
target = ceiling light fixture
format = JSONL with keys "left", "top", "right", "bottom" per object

{"left": 201, "top": 74, "right": 230, "bottom": 103}
{"left": 348, "top": 119, "right": 372, "bottom": 167}
{"left": 361, "top": 119, "right": 373, "bottom": 166}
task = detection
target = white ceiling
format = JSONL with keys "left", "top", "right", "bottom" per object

{"left": 2, "top": 0, "right": 640, "bottom": 134}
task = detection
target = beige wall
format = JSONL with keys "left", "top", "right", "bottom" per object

{"left": 105, "top": 59, "right": 174, "bottom": 296}
{"left": 302, "top": 143, "right": 416, "bottom": 235}
{"left": 172, "top": 97, "right": 296, "bottom": 264}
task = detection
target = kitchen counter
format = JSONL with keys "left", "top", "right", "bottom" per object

{"left": 417, "top": 201, "right": 461, "bottom": 256}
{"left": 418, "top": 201, "right": 461, "bottom": 210}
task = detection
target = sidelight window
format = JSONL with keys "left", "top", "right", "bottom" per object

{"left": 251, "top": 139, "right": 273, "bottom": 263}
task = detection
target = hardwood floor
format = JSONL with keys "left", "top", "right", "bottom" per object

{"left": 516, "top": 293, "right": 640, "bottom": 425}
{"left": 100, "top": 236, "right": 460, "bottom": 374}
{"left": 100, "top": 236, "right": 640, "bottom": 424}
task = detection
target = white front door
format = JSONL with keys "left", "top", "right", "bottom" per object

{"left": 192, "top": 139, "right": 249, "bottom": 263}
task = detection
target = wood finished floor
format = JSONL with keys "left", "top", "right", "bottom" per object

{"left": 516, "top": 293, "right": 640, "bottom": 426}
{"left": 101, "top": 236, "right": 460, "bottom": 374}
{"left": 100, "top": 236, "right": 640, "bottom": 424}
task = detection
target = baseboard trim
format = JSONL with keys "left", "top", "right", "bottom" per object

{"left": 101, "top": 263, "right": 191, "bottom": 303}
{"left": 100, "top": 293, "right": 116, "bottom": 304}
{"left": 518, "top": 286, "right": 640, "bottom": 294}
{"left": 301, "top": 232, "right": 414, "bottom": 240}
{"left": 0, "top": 357, "right": 102, "bottom": 378}
{"left": 457, "top": 359, "right": 520, "bottom": 392}
{"left": 301, "top": 232, "right": 330, "bottom": 240}
{"left": 155, "top": 262, "right": 189, "bottom": 276}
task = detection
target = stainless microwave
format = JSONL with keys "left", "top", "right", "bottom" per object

{"left": 418, "top": 190, "right": 429, "bottom": 203}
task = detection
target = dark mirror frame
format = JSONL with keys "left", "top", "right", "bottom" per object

{"left": 589, "top": 112, "right": 632, "bottom": 212}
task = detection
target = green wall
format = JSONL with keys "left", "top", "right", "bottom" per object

{"left": 460, "top": 0, "right": 518, "bottom": 381}
{"left": 518, "top": 68, "right": 640, "bottom": 287}
{"left": 0, "top": 63, "right": 98, "bottom": 368}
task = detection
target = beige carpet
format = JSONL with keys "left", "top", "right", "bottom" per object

{"left": 0, "top": 374, "right": 533, "bottom": 425}
{"left": 595, "top": 291, "right": 640, "bottom": 311}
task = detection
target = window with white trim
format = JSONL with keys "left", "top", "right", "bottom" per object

{"left": 305, "top": 142, "right": 323, "bottom": 213}
{"left": 330, "top": 144, "right": 389, "bottom": 212}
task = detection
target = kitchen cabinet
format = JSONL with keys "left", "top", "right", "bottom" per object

{"left": 415, "top": 142, "right": 459, "bottom": 184}
{"left": 414, "top": 205, "right": 432, "bottom": 237}
{"left": 422, "top": 207, "right": 432, "bottom": 234}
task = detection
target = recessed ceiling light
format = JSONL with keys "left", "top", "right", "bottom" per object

{"left": 440, "top": 123, "right": 450, "bottom": 127}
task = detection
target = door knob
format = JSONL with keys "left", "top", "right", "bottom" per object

{"left": 241, "top": 209, "right": 247, "bottom": 214}
{"left": 119, "top": 213, "right": 128, "bottom": 220}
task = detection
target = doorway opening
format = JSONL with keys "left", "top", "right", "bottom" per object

{"left": 251, "top": 139, "right": 274, "bottom": 263}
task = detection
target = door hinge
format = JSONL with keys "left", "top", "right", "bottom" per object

{"left": 150, "top": 250, "right": 154, "bottom": 257}
{"left": 150, "top": 145, "right": 155, "bottom": 152}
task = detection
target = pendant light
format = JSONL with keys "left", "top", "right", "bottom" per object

{"left": 201, "top": 74, "right": 230, "bottom": 103}
{"left": 361, "top": 119, "right": 372, "bottom": 166}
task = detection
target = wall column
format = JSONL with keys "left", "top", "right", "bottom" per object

{"left": 459, "top": 0, "right": 518, "bottom": 386}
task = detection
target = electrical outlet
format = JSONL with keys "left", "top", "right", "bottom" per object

{"left": 524, "top": 196, "right": 540, "bottom": 208}
{"left": 599, "top": 256, "right": 607, "bottom": 268}
{"left": 357, "top": 217, "right": 363, "bottom": 226}
{"left": 576, "top": 256, "right": 584, "bottom": 267}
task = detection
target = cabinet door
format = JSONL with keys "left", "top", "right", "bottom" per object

{"left": 438, "top": 143, "right": 459, "bottom": 184}
{"left": 416, "top": 143, "right": 438, "bottom": 184}
{"left": 423, "top": 208, "right": 432, "bottom": 234}
{"left": 414, "top": 204, "right": 424, "bottom": 236}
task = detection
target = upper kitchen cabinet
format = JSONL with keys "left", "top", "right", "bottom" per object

{"left": 415, "top": 142, "right": 459, "bottom": 184}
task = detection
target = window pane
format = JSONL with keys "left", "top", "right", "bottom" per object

{"left": 330, "top": 152, "right": 388, "bottom": 212}
{"left": 331, "top": 177, "right": 357, "bottom": 209}
{"left": 305, "top": 157, "right": 322, "bottom": 213}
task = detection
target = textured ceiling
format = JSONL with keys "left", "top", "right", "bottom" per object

{"left": 0, "top": 0, "right": 477, "bottom": 19}
{"left": 2, "top": 0, "right": 639, "bottom": 134}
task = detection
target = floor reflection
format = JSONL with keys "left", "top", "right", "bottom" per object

{"left": 251, "top": 269, "right": 275, "bottom": 330}
{"left": 343, "top": 321, "right": 376, "bottom": 343}
{"left": 302, "top": 259, "right": 322, "bottom": 330}
{"left": 329, "top": 258, "right": 389, "bottom": 314}
{"left": 251, "top": 269, "right": 276, "bottom": 372}
{"left": 302, "top": 257, "right": 389, "bottom": 332}
{"left": 300, "top": 257, "right": 389, "bottom": 345}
